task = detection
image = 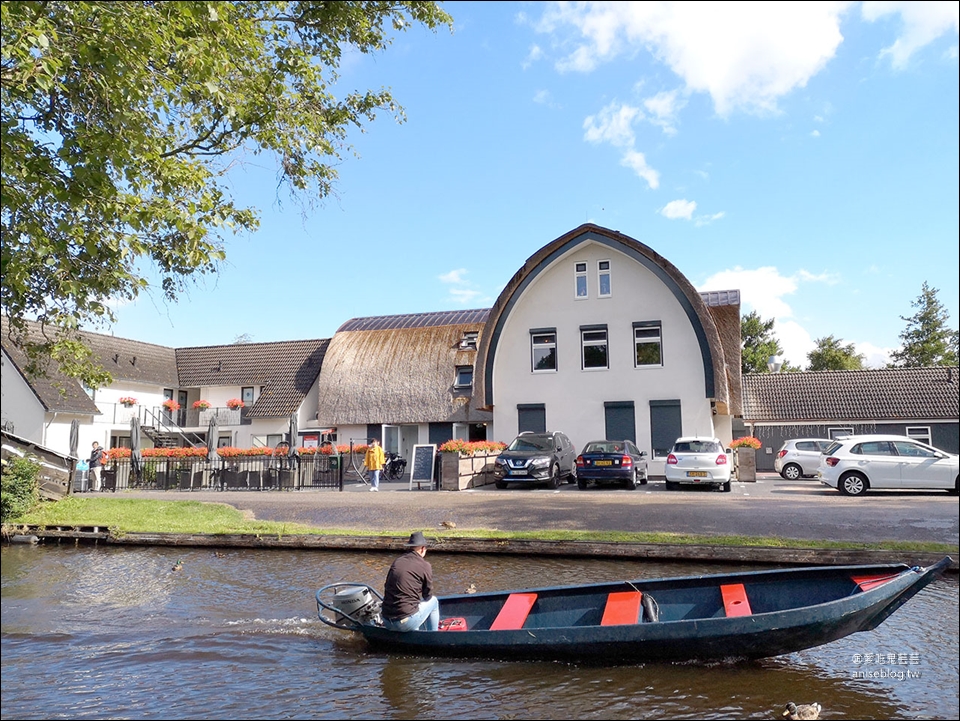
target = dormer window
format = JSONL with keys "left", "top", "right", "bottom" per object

{"left": 459, "top": 331, "right": 479, "bottom": 350}
{"left": 455, "top": 366, "right": 474, "bottom": 388}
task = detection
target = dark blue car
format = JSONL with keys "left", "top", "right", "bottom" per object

{"left": 575, "top": 440, "right": 648, "bottom": 490}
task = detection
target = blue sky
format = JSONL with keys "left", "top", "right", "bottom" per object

{"left": 106, "top": 1, "right": 959, "bottom": 369}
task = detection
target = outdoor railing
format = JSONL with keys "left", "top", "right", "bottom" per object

{"left": 94, "top": 403, "right": 243, "bottom": 428}
{"left": 82, "top": 454, "right": 344, "bottom": 493}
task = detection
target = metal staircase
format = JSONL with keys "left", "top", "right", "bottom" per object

{"left": 141, "top": 408, "right": 205, "bottom": 448}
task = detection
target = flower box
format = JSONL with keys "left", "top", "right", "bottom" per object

{"left": 193, "top": 400, "right": 211, "bottom": 410}
{"left": 226, "top": 398, "right": 245, "bottom": 410}
{"left": 162, "top": 400, "right": 181, "bottom": 411}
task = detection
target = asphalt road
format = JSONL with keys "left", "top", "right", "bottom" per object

{"left": 121, "top": 473, "right": 960, "bottom": 546}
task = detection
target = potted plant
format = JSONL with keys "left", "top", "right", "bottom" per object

{"left": 226, "top": 398, "right": 245, "bottom": 410}
{"left": 162, "top": 399, "right": 181, "bottom": 412}
{"left": 118, "top": 396, "right": 138, "bottom": 407}
{"left": 729, "top": 436, "right": 761, "bottom": 482}
{"left": 193, "top": 400, "right": 211, "bottom": 410}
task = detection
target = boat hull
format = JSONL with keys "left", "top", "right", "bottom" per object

{"left": 318, "top": 558, "right": 951, "bottom": 663}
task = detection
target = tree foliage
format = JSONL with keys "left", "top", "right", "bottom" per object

{"left": 807, "top": 335, "right": 865, "bottom": 371}
{"left": 1, "top": 1, "right": 452, "bottom": 386}
{"left": 888, "top": 282, "right": 959, "bottom": 367}
{"left": 740, "top": 310, "right": 798, "bottom": 374}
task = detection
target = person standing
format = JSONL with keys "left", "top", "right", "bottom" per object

{"left": 381, "top": 531, "right": 439, "bottom": 632}
{"left": 89, "top": 441, "right": 104, "bottom": 492}
{"left": 364, "top": 437, "right": 385, "bottom": 491}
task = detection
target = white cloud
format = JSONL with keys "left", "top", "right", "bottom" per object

{"left": 620, "top": 149, "right": 660, "bottom": 188}
{"left": 643, "top": 88, "right": 686, "bottom": 135}
{"left": 854, "top": 340, "right": 894, "bottom": 368}
{"left": 538, "top": 2, "right": 849, "bottom": 115}
{"left": 448, "top": 288, "right": 485, "bottom": 304}
{"left": 583, "top": 101, "right": 643, "bottom": 147}
{"left": 661, "top": 198, "right": 697, "bottom": 219}
{"left": 694, "top": 211, "right": 726, "bottom": 227}
{"left": 862, "top": 1, "right": 960, "bottom": 68}
{"left": 439, "top": 269, "right": 468, "bottom": 284}
{"left": 810, "top": 129, "right": 821, "bottom": 137}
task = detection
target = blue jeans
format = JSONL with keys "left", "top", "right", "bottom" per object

{"left": 369, "top": 469, "right": 381, "bottom": 489}
{"left": 383, "top": 596, "right": 439, "bottom": 632}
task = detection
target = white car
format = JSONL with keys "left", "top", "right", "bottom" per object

{"left": 665, "top": 437, "right": 732, "bottom": 492}
{"left": 818, "top": 434, "right": 960, "bottom": 496}
{"left": 774, "top": 438, "right": 833, "bottom": 480}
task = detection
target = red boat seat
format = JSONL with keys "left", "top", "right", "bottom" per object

{"left": 438, "top": 617, "right": 467, "bottom": 632}
{"left": 490, "top": 593, "right": 537, "bottom": 630}
{"left": 720, "top": 583, "right": 753, "bottom": 617}
{"left": 852, "top": 573, "right": 901, "bottom": 592}
{"left": 601, "top": 591, "right": 643, "bottom": 626}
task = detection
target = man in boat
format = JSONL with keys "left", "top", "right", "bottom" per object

{"left": 381, "top": 531, "right": 439, "bottom": 632}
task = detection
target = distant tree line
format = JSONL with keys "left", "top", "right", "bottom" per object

{"left": 741, "top": 282, "right": 959, "bottom": 373}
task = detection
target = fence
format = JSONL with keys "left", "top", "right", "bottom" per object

{"left": 91, "top": 453, "right": 344, "bottom": 492}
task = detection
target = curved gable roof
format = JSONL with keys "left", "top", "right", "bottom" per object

{"left": 473, "top": 224, "right": 731, "bottom": 409}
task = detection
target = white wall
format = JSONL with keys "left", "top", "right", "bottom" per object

{"left": 492, "top": 241, "right": 715, "bottom": 460}
{"left": 1, "top": 349, "right": 46, "bottom": 444}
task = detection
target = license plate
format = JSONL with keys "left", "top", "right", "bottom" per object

{"left": 595, "top": 460, "right": 613, "bottom": 466}
{"left": 508, "top": 470, "right": 526, "bottom": 475}
{"left": 686, "top": 471, "right": 708, "bottom": 478}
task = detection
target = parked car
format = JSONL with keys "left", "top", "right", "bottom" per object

{"left": 665, "top": 437, "right": 732, "bottom": 492}
{"left": 494, "top": 431, "right": 577, "bottom": 489}
{"left": 818, "top": 435, "right": 959, "bottom": 496}
{"left": 575, "top": 440, "right": 648, "bottom": 490}
{"left": 774, "top": 438, "right": 833, "bottom": 480}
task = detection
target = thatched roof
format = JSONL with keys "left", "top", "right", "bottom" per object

{"left": 743, "top": 367, "right": 959, "bottom": 423}
{"left": 176, "top": 339, "right": 328, "bottom": 417}
{"left": 316, "top": 310, "right": 491, "bottom": 424}
{"left": 474, "top": 224, "right": 737, "bottom": 411}
{"left": 1, "top": 317, "right": 177, "bottom": 413}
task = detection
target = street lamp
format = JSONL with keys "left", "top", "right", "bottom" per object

{"left": 767, "top": 355, "right": 783, "bottom": 373}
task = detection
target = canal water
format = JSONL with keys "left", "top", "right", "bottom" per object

{"left": 2, "top": 544, "right": 957, "bottom": 720}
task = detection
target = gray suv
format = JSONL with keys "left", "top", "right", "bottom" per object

{"left": 775, "top": 438, "right": 832, "bottom": 480}
{"left": 494, "top": 431, "right": 577, "bottom": 489}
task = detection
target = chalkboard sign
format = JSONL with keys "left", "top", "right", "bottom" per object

{"left": 409, "top": 444, "right": 436, "bottom": 490}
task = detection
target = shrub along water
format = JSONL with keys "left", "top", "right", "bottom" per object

{"left": 1, "top": 456, "right": 40, "bottom": 523}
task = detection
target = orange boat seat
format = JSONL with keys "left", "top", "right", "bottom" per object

{"left": 490, "top": 593, "right": 537, "bottom": 630}
{"left": 601, "top": 590, "right": 643, "bottom": 626}
{"left": 852, "top": 573, "right": 901, "bottom": 592}
{"left": 720, "top": 583, "right": 753, "bottom": 617}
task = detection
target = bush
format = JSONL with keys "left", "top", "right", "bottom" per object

{"left": 1, "top": 456, "right": 41, "bottom": 522}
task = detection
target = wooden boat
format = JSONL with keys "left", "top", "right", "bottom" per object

{"left": 316, "top": 557, "right": 951, "bottom": 663}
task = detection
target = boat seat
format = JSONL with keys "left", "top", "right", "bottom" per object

{"left": 720, "top": 583, "right": 753, "bottom": 617}
{"left": 601, "top": 591, "right": 643, "bottom": 626}
{"left": 490, "top": 593, "right": 537, "bottom": 630}
{"left": 852, "top": 573, "right": 900, "bottom": 592}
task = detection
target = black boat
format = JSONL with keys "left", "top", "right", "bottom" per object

{"left": 316, "top": 557, "right": 951, "bottom": 663}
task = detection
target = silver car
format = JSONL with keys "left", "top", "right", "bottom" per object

{"left": 774, "top": 438, "right": 832, "bottom": 480}
{"left": 818, "top": 434, "right": 959, "bottom": 496}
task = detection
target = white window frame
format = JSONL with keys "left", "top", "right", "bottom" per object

{"left": 829, "top": 426, "right": 854, "bottom": 440}
{"left": 241, "top": 386, "right": 255, "bottom": 403}
{"left": 633, "top": 321, "right": 663, "bottom": 368}
{"left": 905, "top": 426, "right": 932, "bottom": 445}
{"left": 574, "top": 262, "right": 588, "bottom": 299}
{"left": 459, "top": 331, "right": 478, "bottom": 350}
{"left": 580, "top": 325, "right": 609, "bottom": 370}
{"left": 531, "top": 329, "right": 558, "bottom": 373}
{"left": 597, "top": 259, "right": 611, "bottom": 298}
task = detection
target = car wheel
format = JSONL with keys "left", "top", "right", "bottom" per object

{"left": 781, "top": 463, "right": 802, "bottom": 481}
{"left": 639, "top": 471, "right": 648, "bottom": 486}
{"left": 577, "top": 477, "right": 588, "bottom": 490}
{"left": 665, "top": 480, "right": 679, "bottom": 491}
{"left": 495, "top": 480, "right": 507, "bottom": 490}
{"left": 548, "top": 465, "right": 560, "bottom": 489}
{"left": 626, "top": 472, "right": 637, "bottom": 490}
{"left": 721, "top": 480, "right": 731, "bottom": 492}
{"left": 949, "top": 476, "right": 959, "bottom": 496}
{"left": 839, "top": 472, "right": 868, "bottom": 496}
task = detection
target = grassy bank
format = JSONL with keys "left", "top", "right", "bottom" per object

{"left": 6, "top": 497, "right": 957, "bottom": 555}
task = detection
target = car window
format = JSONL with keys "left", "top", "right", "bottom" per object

{"left": 796, "top": 441, "right": 817, "bottom": 451}
{"left": 893, "top": 441, "right": 937, "bottom": 458}
{"left": 507, "top": 436, "right": 552, "bottom": 452}
{"left": 816, "top": 441, "right": 832, "bottom": 452}
{"left": 825, "top": 441, "right": 843, "bottom": 455}
{"left": 674, "top": 441, "right": 720, "bottom": 453}
{"left": 852, "top": 441, "right": 896, "bottom": 456}
{"left": 626, "top": 441, "right": 639, "bottom": 455}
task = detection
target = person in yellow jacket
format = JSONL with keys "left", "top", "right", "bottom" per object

{"left": 364, "top": 438, "right": 386, "bottom": 491}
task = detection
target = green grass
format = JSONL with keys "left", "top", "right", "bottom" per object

{"left": 7, "top": 496, "right": 958, "bottom": 555}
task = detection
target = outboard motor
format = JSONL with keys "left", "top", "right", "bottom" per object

{"left": 330, "top": 585, "right": 382, "bottom": 627}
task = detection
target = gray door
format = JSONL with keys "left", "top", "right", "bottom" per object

{"left": 604, "top": 401, "right": 636, "bottom": 442}
{"left": 517, "top": 404, "right": 546, "bottom": 433}
{"left": 650, "top": 399, "right": 681, "bottom": 459}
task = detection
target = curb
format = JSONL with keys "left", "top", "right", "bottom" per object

{"left": 13, "top": 526, "right": 957, "bottom": 572}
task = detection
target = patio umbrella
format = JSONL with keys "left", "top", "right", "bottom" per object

{"left": 69, "top": 419, "right": 80, "bottom": 459}
{"left": 130, "top": 416, "right": 143, "bottom": 485}
{"left": 206, "top": 414, "right": 219, "bottom": 463}
{"left": 288, "top": 412, "right": 298, "bottom": 451}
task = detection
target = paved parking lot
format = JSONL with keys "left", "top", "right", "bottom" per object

{"left": 122, "top": 472, "right": 960, "bottom": 545}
